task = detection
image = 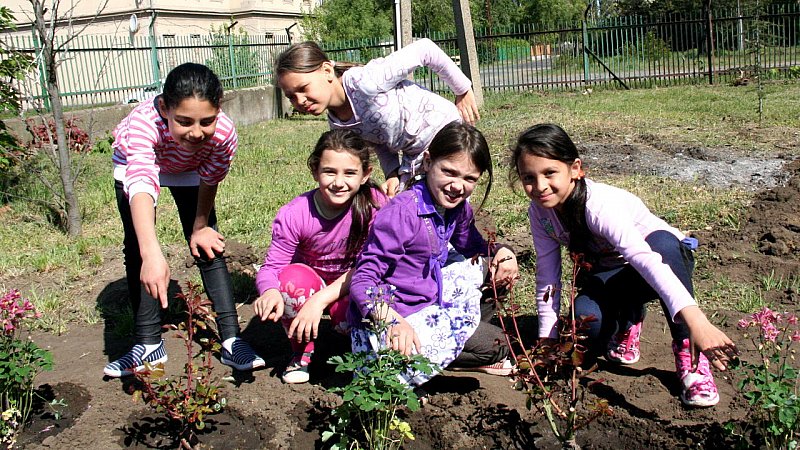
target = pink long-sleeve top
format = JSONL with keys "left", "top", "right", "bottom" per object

{"left": 329, "top": 38, "right": 472, "bottom": 176}
{"left": 530, "top": 179, "right": 697, "bottom": 338}
{"left": 256, "top": 188, "right": 388, "bottom": 295}
{"left": 111, "top": 96, "right": 237, "bottom": 203}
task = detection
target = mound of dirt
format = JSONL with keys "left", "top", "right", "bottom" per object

{"left": 695, "top": 159, "right": 800, "bottom": 304}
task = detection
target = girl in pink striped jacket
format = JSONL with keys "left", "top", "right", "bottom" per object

{"left": 105, "top": 63, "right": 263, "bottom": 378}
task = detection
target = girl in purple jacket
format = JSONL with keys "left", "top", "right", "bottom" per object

{"left": 349, "top": 122, "right": 519, "bottom": 388}
{"left": 511, "top": 123, "right": 738, "bottom": 407}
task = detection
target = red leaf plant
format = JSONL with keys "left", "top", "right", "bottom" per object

{"left": 483, "top": 229, "right": 613, "bottom": 450}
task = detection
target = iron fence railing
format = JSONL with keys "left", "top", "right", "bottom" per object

{"left": 8, "top": 32, "right": 291, "bottom": 110}
{"left": 5, "top": 3, "right": 800, "bottom": 111}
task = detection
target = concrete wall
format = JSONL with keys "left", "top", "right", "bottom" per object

{"left": 2, "top": 85, "right": 291, "bottom": 145}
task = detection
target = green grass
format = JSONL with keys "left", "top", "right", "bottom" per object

{"left": 2, "top": 83, "right": 799, "bottom": 329}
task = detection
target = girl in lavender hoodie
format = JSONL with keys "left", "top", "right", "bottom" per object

{"left": 275, "top": 38, "right": 479, "bottom": 198}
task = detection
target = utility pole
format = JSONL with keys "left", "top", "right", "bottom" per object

{"left": 452, "top": 0, "right": 483, "bottom": 106}
{"left": 400, "top": 0, "right": 412, "bottom": 48}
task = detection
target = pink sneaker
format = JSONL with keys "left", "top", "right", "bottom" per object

{"left": 606, "top": 321, "right": 642, "bottom": 364}
{"left": 672, "top": 338, "right": 720, "bottom": 407}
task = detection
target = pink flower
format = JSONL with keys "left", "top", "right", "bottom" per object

{"left": 737, "top": 318, "right": 751, "bottom": 329}
{"left": 787, "top": 314, "right": 798, "bottom": 326}
{"left": 761, "top": 322, "right": 780, "bottom": 342}
{"left": 792, "top": 331, "right": 800, "bottom": 342}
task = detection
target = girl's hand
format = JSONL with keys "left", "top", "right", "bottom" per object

{"left": 141, "top": 253, "right": 170, "bottom": 308}
{"left": 190, "top": 226, "right": 225, "bottom": 260}
{"left": 287, "top": 296, "right": 325, "bottom": 343}
{"left": 385, "top": 314, "right": 421, "bottom": 356}
{"left": 490, "top": 247, "right": 519, "bottom": 286}
{"left": 455, "top": 89, "right": 480, "bottom": 125}
{"left": 678, "top": 305, "right": 739, "bottom": 371}
{"left": 381, "top": 176, "right": 400, "bottom": 198}
{"left": 254, "top": 290, "right": 284, "bottom": 322}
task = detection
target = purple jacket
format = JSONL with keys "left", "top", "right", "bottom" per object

{"left": 350, "top": 182, "right": 488, "bottom": 319}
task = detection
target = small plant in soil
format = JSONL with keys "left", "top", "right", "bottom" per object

{"left": 0, "top": 289, "right": 53, "bottom": 448}
{"left": 133, "top": 282, "right": 226, "bottom": 450}
{"left": 727, "top": 307, "right": 799, "bottom": 450}
{"left": 486, "top": 231, "right": 612, "bottom": 450}
{"left": 323, "top": 284, "right": 436, "bottom": 450}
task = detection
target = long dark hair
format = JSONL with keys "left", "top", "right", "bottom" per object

{"left": 510, "top": 123, "right": 590, "bottom": 255}
{"left": 308, "top": 129, "right": 381, "bottom": 262}
{"left": 161, "top": 63, "right": 223, "bottom": 109}
{"left": 426, "top": 121, "right": 493, "bottom": 211}
{"left": 275, "top": 41, "right": 360, "bottom": 79}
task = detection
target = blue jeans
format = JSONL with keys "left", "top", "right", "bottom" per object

{"left": 573, "top": 230, "right": 692, "bottom": 356}
{"left": 115, "top": 181, "right": 240, "bottom": 344}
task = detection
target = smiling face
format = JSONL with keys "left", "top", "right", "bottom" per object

{"left": 517, "top": 152, "right": 582, "bottom": 210}
{"left": 423, "top": 151, "right": 481, "bottom": 210}
{"left": 312, "top": 148, "right": 372, "bottom": 216}
{"left": 158, "top": 96, "right": 219, "bottom": 151}
{"left": 278, "top": 63, "right": 342, "bottom": 116}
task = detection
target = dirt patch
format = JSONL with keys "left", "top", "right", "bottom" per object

{"left": 16, "top": 382, "right": 91, "bottom": 448}
{"left": 13, "top": 137, "right": 800, "bottom": 449}
{"left": 116, "top": 407, "right": 271, "bottom": 449}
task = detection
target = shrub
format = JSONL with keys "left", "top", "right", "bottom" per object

{"left": 25, "top": 117, "right": 90, "bottom": 154}
{"left": 728, "top": 307, "right": 799, "bottom": 450}
{"left": 0, "top": 289, "right": 53, "bottom": 447}
{"left": 323, "top": 285, "right": 435, "bottom": 450}
{"left": 133, "top": 282, "right": 226, "bottom": 449}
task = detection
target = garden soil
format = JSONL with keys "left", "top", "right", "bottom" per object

{"left": 14, "top": 139, "right": 800, "bottom": 449}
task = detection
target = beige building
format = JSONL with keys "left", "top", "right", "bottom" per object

{"left": 4, "top": 0, "right": 317, "bottom": 109}
{"left": 5, "top": 0, "right": 314, "bottom": 41}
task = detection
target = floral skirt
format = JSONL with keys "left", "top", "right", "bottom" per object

{"left": 350, "top": 251, "right": 485, "bottom": 386}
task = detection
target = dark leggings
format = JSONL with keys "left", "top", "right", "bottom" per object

{"left": 115, "top": 181, "right": 239, "bottom": 345}
{"left": 573, "top": 230, "right": 693, "bottom": 356}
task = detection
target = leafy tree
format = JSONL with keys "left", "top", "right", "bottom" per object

{"left": 302, "top": 0, "right": 394, "bottom": 42}
{"left": 0, "top": 7, "right": 33, "bottom": 114}
{"left": 205, "top": 23, "right": 263, "bottom": 89}
{"left": 0, "top": 7, "right": 33, "bottom": 198}
{"left": 524, "top": 0, "right": 588, "bottom": 26}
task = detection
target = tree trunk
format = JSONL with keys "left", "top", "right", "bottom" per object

{"left": 32, "top": 0, "right": 82, "bottom": 236}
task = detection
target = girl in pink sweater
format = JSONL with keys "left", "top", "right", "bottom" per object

{"left": 254, "top": 129, "right": 387, "bottom": 383}
{"left": 511, "top": 123, "right": 738, "bottom": 407}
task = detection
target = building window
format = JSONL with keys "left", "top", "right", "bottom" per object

{"left": 162, "top": 34, "right": 175, "bottom": 39}
{"left": 190, "top": 34, "right": 201, "bottom": 39}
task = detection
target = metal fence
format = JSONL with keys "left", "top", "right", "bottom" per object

{"left": 416, "top": 3, "right": 800, "bottom": 94}
{"left": 8, "top": 32, "right": 290, "bottom": 110}
{"left": 6, "top": 3, "right": 800, "bottom": 111}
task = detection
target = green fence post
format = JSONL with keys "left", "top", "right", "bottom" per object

{"left": 31, "top": 29, "right": 50, "bottom": 111}
{"left": 149, "top": 13, "right": 162, "bottom": 90}
{"left": 228, "top": 33, "right": 238, "bottom": 89}
{"left": 582, "top": 18, "right": 590, "bottom": 85}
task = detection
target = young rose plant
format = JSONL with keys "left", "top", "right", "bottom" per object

{"left": 728, "top": 307, "right": 799, "bottom": 450}
{"left": 133, "top": 282, "right": 226, "bottom": 450}
{"left": 0, "top": 289, "right": 52, "bottom": 447}
{"left": 323, "top": 284, "right": 436, "bottom": 450}
{"left": 485, "top": 229, "right": 611, "bottom": 450}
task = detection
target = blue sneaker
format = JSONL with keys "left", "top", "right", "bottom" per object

{"left": 104, "top": 340, "right": 167, "bottom": 377}
{"left": 221, "top": 338, "right": 265, "bottom": 371}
